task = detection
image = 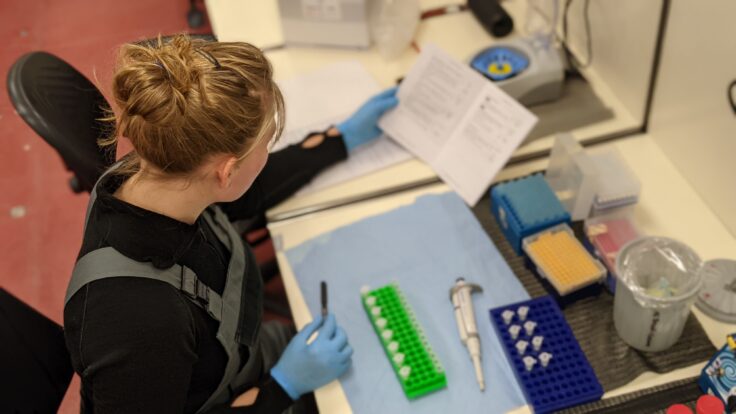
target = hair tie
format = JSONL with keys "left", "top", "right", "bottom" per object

{"left": 195, "top": 49, "right": 221, "bottom": 69}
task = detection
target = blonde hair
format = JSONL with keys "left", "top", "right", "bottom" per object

{"left": 102, "top": 34, "right": 285, "bottom": 176}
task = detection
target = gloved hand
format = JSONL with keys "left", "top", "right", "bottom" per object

{"left": 337, "top": 87, "right": 399, "bottom": 152}
{"left": 270, "top": 314, "right": 353, "bottom": 400}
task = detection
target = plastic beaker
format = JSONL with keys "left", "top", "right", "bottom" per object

{"left": 368, "top": 0, "right": 420, "bottom": 59}
{"left": 613, "top": 237, "right": 703, "bottom": 352}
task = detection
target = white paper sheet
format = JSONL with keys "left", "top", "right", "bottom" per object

{"left": 379, "top": 45, "right": 538, "bottom": 205}
{"left": 275, "top": 61, "right": 411, "bottom": 195}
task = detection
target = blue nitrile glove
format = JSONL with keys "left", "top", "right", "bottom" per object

{"left": 270, "top": 314, "right": 353, "bottom": 400}
{"left": 337, "top": 87, "right": 399, "bottom": 152}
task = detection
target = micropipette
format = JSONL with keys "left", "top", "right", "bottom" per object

{"left": 450, "top": 277, "right": 485, "bottom": 391}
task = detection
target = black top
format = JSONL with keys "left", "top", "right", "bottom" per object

{"left": 64, "top": 134, "right": 347, "bottom": 414}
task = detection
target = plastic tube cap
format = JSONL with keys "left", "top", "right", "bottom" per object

{"left": 523, "top": 356, "right": 537, "bottom": 371}
{"left": 666, "top": 404, "right": 693, "bottom": 414}
{"left": 696, "top": 395, "right": 725, "bottom": 414}
{"left": 539, "top": 352, "right": 553, "bottom": 367}
{"left": 532, "top": 336, "right": 544, "bottom": 351}
{"left": 509, "top": 325, "right": 521, "bottom": 340}
{"left": 518, "top": 306, "right": 530, "bottom": 321}
{"left": 516, "top": 340, "right": 529, "bottom": 355}
{"left": 524, "top": 321, "right": 537, "bottom": 336}
{"left": 502, "top": 310, "right": 515, "bottom": 325}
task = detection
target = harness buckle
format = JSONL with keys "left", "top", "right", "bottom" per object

{"left": 196, "top": 280, "right": 209, "bottom": 303}
{"left": 181, "top": 266, "right": 209, "bottom": 305}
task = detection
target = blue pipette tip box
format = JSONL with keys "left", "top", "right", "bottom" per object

{"left": 490, "top": 296, "right": 603, "bottom": 413}
{"left": 490, "top": 174, "right": 571, "bottom": 254}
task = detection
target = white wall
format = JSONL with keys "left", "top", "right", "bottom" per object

{"left": 649, "top": 0, "right": 736, "bottom": 236}
{"left": 563, "top": 0, "right": 664, "bottom": 123}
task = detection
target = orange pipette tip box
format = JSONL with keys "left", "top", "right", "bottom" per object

{"left": 523, "top": 224, "right": 605, "bottom": 295}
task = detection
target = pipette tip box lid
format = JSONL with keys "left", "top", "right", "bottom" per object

{"left": 523, "top": 223, "right": 606, "bottom": 296}
{"left": 589, "top": 148, "right": 641, "bottom": 213}
{"left": 490, "top": 296, "right": 603, "bottom": 413}
{"left": 491, "top": 173, "right": 570, "bottom": 254}
{"left": 584, "top": 213, "right": 641, "bottom": 292}
{"left": 361, "top": 283, "right": 447, "bottom": 399}
{"left": 545, "top": 133, "right": 599, "bottom": 221}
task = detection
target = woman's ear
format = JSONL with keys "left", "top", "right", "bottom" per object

{"left": 216, "top": 156, "right": 239, "bottom": 188}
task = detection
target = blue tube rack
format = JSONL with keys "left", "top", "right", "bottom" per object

{"left": 489, "top": 296, "right": 603, "bottom": 413}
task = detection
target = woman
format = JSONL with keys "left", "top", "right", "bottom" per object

{"left": 63, "top": 34, "right": 398, "bottom": 413}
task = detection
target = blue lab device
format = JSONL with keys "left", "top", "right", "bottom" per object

{"left": 470, "top": 36, "right": 565, "bottom": 106}
{"left": 490, "top": 174, "right": 570, "bottom": 254}
{"left": 490, "top": 296, "right": 603, "bottom": 414}
{"left": 698, "top": 334, "right": 736, "bottom": 409}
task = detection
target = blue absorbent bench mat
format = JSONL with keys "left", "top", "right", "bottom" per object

{"left": 285, "top": 192, "right": 530, "bottom": 414}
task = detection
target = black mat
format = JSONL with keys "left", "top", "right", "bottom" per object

{"left": 557, "top": 376, "right": 702, "bottom": 414}
{"left": 471, "top": 195, "right": 716, "bottom": 391}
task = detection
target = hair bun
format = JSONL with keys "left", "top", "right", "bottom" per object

{"left": 113, "top": 36, "right": 200, "bottom": 127}
{"left": 103, "top": 34, "right": 285, "bottom": 176}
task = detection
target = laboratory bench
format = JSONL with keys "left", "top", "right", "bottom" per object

{"left": 266, "top": 134, "right": 736, "bottom": 413}
{"left": 203, "top": 0, "right": 736, "bottom": 412}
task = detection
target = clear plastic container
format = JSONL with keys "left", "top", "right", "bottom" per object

{"left": 368, "top": 0, "right": 420, "bottom": 59}
{"left": 545, "top": 133, "right": 598, "bottom": 221}
{"left": 614, "top": 237, "right": 703, "bottom": 351}
{"left": 584, "top": 211, "right": 640, "bottom": 292}
{"left": 525, "top": 0, "right": 559, "bottom": 41}
{"left": 589, "top": 148, "right": 641, "bottom": 214}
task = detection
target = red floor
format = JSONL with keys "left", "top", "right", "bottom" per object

{"left": 0, "top": 1, "right": 211, "bottom": 412}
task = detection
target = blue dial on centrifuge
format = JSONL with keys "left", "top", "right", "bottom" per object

{"left": 471, "top": 46, "right": 529, "bottom": 81}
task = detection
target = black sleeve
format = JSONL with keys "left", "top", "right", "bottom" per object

{"left": 65, "top": 278, "right": 296, "bottom": 414}
{"left": 64, "top": 279, "right": 199, "bottom": 414}
{"left": 219, "top": 132, "right": 348, "bottom": 221}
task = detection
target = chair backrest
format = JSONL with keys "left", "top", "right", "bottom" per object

{"left": 0, "top": 288, "right": 73, "bottom": 412}
{"left": 7, "top": 52, "right": 115, "bottom": 193}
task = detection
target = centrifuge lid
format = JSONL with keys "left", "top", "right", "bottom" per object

{"left": 696, "top": 259, "right": 736, "bottom": 323}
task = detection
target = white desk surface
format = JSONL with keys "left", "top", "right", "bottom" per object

{"left": 205, "top": 0, "right": 641, "bottom": 219}
{"left": 267, "top": 133, "right": 736, "bottom": 413}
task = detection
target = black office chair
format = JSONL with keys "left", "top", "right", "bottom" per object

{"left": 6, "top": 35, "right": 219, "bottom": 194}
{"left": 187, "top": 0, "right": 206, "bottom": 29}
{"left": 0, "top": 288, "right": 73, "bottom": 413}
{"left": 7, "top": 52, "right": 115, "bottom": 193}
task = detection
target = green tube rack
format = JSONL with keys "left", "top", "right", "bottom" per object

{"left": 361, "top": 283, "right": 447, "bottom": 399}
